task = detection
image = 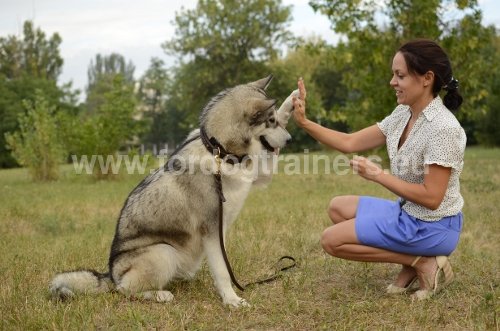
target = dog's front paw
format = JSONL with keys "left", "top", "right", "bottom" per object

{"left": 281, "top": 89, "right": 300, "bottom": 111}
{"left": 277, "top": 89, "right": 300, "bottom": 125}
{"left": 223, "top": 296, "right": 250, "bottom": 308}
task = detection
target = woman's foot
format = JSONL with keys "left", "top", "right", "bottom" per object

{"left": 410, "top": 256, "right": 454, "bottom": 300}
{"left": 386, "top": 265, "right": 417, "bottom": 294}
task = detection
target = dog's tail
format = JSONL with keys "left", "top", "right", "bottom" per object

{"left": 49, "top": 270, "right": 113, "bottom": 301}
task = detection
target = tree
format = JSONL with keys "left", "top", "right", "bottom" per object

{"left": 138, "top": 58, "right": 169, "bottom": 114}
{"left": 309, "top": 0, "right": 499, "bottom": 138}
{"left": 70, "top": 75, "right": 140, "bottom": 179}
{"left": 85, "top": 53, "right": 135, "bottom": 113}
{"left": 475, "top": 35, "right": 500, "bottom": 146}
{"left": 137, "top": 58, "right": 185, "bottom": 150}
{"left": 163, "top": 0, "right": 294, "bottom": 132}
{"left": 267, "top": 38, "right": 349, "bottom": 150}
{"left": 0, "top": 20, "right": 63, "bottom": 80}
{"left": 0, "top": 21, "right": 75, "bottom": 168}
{"left": 5, "top": 91, "right": 66, "bottom": 180}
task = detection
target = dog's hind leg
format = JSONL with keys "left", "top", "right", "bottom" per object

{"left": 113, "top": 244, "right": 179, "bottom": 303}
{"left": 203, "top": 236, "right": 249, "bottom": 307}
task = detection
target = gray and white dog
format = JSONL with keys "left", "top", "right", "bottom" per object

{"left": 50, "top": 75, "right": 298, "bottom": 307}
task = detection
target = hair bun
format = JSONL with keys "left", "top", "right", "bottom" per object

{"left": 443, "top": 77, "right": 459, "bottom": 92}
{"left": 443, "top": 87, "right": 463, "bottom": 111}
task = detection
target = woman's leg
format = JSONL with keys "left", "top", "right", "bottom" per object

{"left": 321, "top": 219, "right": 438, "bottom": 291}
{"left": 392, "top": 265, "right": 417, "bottom": 288}
{"left": 327, "top": 196, "right": 416, "bottom": 286}
{"left": 327, "top": 195, "right": 360, "bottom": 224}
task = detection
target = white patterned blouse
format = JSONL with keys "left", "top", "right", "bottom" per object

{"left": 377, "top": 96, "right": 467, "bottom": 221}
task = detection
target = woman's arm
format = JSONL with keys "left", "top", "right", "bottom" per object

{"left": 299, "top": 121, "right": 386, "bottom": 153}
{"left": 351, "top": 156, "right": 452, "bottom": 210}
{"left": 292, "top": 78, "right": 386, "bottom": 153}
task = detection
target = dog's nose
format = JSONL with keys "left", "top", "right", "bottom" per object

{"left": 286, "top": 137, "right": 292, "bottom": 145}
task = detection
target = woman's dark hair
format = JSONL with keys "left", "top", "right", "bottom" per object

{"left": 398, "top": 39, "right": 463, "bottom": 111}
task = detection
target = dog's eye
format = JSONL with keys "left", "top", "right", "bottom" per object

{"left": 269, "top": 118, "right": 276, "bottom": 124}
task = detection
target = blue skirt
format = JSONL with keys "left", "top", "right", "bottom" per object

{"left": 355, "top": 196, "right": 463, "bottom": 256}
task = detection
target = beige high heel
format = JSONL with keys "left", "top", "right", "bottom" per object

{"left": 386, "top": 256, "right": 422, "bottom": 294}
{"left": 386, "top": 277, "right": 417, "bottom": 294}
{"left": 412, "top": 256, "right": 454, "bottom": 301}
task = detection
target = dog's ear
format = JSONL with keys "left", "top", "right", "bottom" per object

{"left": 252, "top": 98, "right": 276, "bottom": 112}
{"left": 249, "top": 75, "right": 273, "bottom": 90}
{"left": 249, "top": 98, "right": 276, "bottom": 125}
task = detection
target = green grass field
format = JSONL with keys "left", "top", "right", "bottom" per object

{"left": 1, "top": 147, "right": 498, "bottom": 330}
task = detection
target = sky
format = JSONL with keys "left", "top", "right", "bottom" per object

{"left": 0, "top": 0, "right": 499, "bottom": 97}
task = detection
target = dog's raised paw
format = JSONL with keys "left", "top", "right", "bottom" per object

{"left": 277, "top": 89, "right": 300, "bottom": 125}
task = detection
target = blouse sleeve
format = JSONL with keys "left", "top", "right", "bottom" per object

{"left": 377, "top": 105, "right": 406, "bottom": 137}
{"left": 424, "top": 126, "right": 466, "bottom": 169}
{"left": 376, "top": 116, "right": 391, "bottom": 137}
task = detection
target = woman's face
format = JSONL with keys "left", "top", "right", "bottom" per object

{"left": 390, "top": 52, "right": 431, "bottom": 110}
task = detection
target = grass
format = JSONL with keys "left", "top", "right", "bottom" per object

{"left": 0, "top": 147, "right": 498, "bottom": 330}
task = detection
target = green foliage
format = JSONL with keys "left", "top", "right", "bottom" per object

{"left": 86, "top": 53, "right": 135, "bottom": 114}
{"left": 476, "top": 36, "right": 500, "bottom": 146}
{"left": 0, "top": 21, "right": 77, "bottom": 168}
{"left": 68, "top": 76, "right": 141, "bottom": 179}
{"left": 138, "top": 58, "right": 169, "bottom": 114}
{"left": 163, "top": 0, "right": 294, "bottom": 133}
{"left": 136, "top": 58, "right": 183, "bottom": 148}
{"left": 309, "top": 0, "right": 499, "bottom": 136}
{"left": 0, "top": 21, "right": 63, "bottom": 80}
{"left": 4, "top": 91, "right": 66, "bottom": 181}
{"left": 268, "top": 39, "right": 349, "bottom": 151}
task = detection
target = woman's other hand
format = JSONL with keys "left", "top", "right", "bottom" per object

{"left": 350, "top": 155, "right": 385, "bottom": 182}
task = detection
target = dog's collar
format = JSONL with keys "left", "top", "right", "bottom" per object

{"left": 199, "top": 126, "right": 248, "bottom": 164}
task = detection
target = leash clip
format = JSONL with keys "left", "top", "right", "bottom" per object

{"left": 214, "top": 147, "right": 222, "bottom": 174}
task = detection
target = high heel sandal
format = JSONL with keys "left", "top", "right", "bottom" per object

{"left": 411, "top": 256, "right": 454, "bottom": 301}
{"left": 386, "top": 258, "right": 421, "bottom": 294}
{"left": 386, "top": 277, "right": 417, "bottom": 294}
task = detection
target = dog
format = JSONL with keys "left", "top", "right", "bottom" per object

{"left": 50, "top": 75, "right": 298, "bottom": 307}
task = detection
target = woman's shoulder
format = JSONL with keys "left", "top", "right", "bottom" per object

{"left": 434, "top": 105, "right": 464, "bottom": 131}
{"left": 430, "top": 107, "right": 467, "bottom": 146}
{"left": 378, "top": 104, "right": 410, "bottom": 135}
{"left": 382, "top": 104, "right": 410, "bottom": 122}
{"left": 392, "top": 104, "right": 410, "bottom": 116}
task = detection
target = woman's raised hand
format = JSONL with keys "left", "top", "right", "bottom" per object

{"left": 292, "top": 77, "right": 307, "bottom": 127}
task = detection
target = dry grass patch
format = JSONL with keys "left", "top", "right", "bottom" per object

{"left": 0, "top": 147, "right": 498, "bottom": 330}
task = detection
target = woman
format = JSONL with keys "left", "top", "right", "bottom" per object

{"left": 292, "top": 39, "right": 466, "bottom": 300}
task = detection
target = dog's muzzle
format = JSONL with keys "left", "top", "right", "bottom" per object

{"left": 259, "top": 135, "right": 292, "bottom": 153}
{"left": 259, "top": 136, "right": 275, "bottom": 153}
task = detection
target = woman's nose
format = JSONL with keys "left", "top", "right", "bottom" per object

{"left": 389, "top": 75, "right": 397, "bottom": 87}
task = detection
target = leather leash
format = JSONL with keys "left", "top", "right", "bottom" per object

{"left": 201, "top": 126, "right": 296, "bottom": 291}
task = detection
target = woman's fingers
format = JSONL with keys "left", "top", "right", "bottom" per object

{"left": 292, "top": 77, "right": 307, "bottom": 127}
{"left": 350, "top": 156, "right": 384, "bottom": 181}
{"left": 298, "top": 77, "right": 306, "bottom": 100}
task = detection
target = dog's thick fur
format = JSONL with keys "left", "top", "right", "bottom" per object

{"left": 50, "top": 76, "right": 298, "bottom": 307}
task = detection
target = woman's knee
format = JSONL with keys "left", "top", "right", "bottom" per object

{"left": 327, "top": 195, "right": 359, "bottom": 224}
{"left": 327, "top": 197, "right": 343, "bottom": 223}
{"left": 321, "top": 221, "right": 358, "bottom": 257}
{"left": 321, "top": 227, "right": 339, "bottom": 256}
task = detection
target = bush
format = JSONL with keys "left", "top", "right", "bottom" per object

{"left": 5, "top": 91, "right": 66, "bottom": 180}
{"left": 68, "top": 75, "right": 141, "bottom": 179}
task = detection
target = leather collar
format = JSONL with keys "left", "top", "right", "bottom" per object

{"left": 199, "top": 126, "right": 248, "bottom": 164}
